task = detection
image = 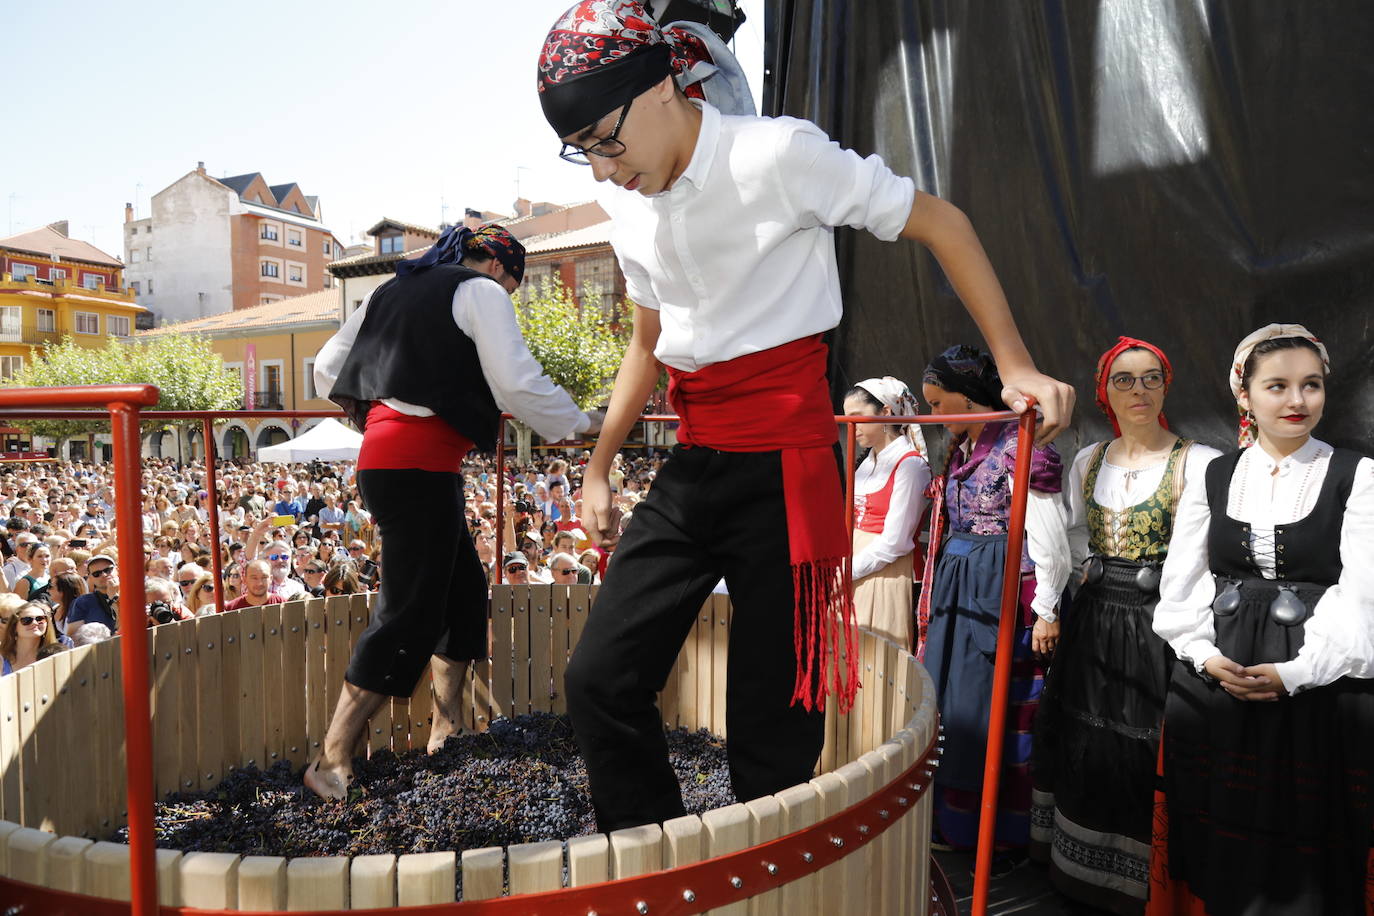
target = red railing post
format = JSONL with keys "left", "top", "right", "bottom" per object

{"left": 970, "top": 407, "right": 1038, "bottom": 916}
{"left": 202, "top": 417, "right": 225, "bottom": 614}
{"left": 111, "top": 401, "right": 157, "bottom": 916}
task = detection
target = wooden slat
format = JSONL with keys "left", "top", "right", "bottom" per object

{"left": 6, "top": 826, "right": 55, "bottom": 883}
{"left": 178, "top": 851, "right": 239, "bottom": 908}
{"left": 46, "top": 835, "right": 92, "bottom": 893}
{"left": 460, "top": 846, "right": 504, "bottom": 901}
{"left": 323, "top": 596, "right": 351, "bottom": 739}
{"left": 675, "top": 600, "right": 701, "bottom": 731}
{"left": 702, "top": 803, "right": 751, "bottom": 916}
{"left": 508, "top": 839, "right": 563, "bottom": 895}
{"left": 237, "top": 855, "right": 288, "bottom": 910}
{"left": 17, "top": 667, "right": 36, "bottom": 826}
{"left": 0, "top": 819, "right": 20, "bottom": 874}
{"left": 711, "top": 594, "right": 731, "bottom": 739}
{"left": 657, "top": 621, "right": 680, "bottom": 731}
{"left": 610, "top": 823, "right": 663, "bottom": 879}
{"left": 512, "top": 584, "right": 532, "bottom": 716}
{"left": 156, "top": 848, "right": 184, "bottom": 906}
{"left": 83, "top": 840, "right": 130, "bottom": 901}
{"left": 90, "top": 638, "right": 123, "bottom": 834}
{"left": 550, "top": 583, "right": 572, "bottom": 715}
{"left": 108, "top": 634, "right": 126, "bottom": 827}
{"left": 408, "top": 663, "right": 434, "bottom": 750}
{"left": 195, "top": 615, "right": 224, "bottom": 791}
{"left": 745, "top": 797, "right": 782, "bottom": 916}
{"left": 775, "top": 783, "right": 821, "bottom": 912}
{"left": 694, "top": 598, "right": 714, "bottom": 732}
{"left": 0, "top": 672, "right": 18, "bottom": 823}
{"left": 528, "top": 585, "right": 553, "bottom": 714}
{"left": 151, "top": 624, "right": 181, "bottom": 799}
{"left": 567, "top": 833, "right": 609, "bottom": 888}
{"left": 56, "top": 646, "right": 96, "bottom": 835}
{"left": 29, "top": 659, "right": 58, "bottom": 832}
{"left": 859, "top": 747, "right": 896, "bottom": 916}
{"left": 349, "top": 592, "right": 372, "bottom": 654}
{"left": 286, "top": 856, "right": 350, "bottom": 909}
{"left": 834, "top": 760, "right": 874, "bottom": 916}
{"left": 489, "top": 586, "right": 514, "bottom": 722}
{"left": 175, "top": 622, "right": 200, "bottom": 796}
{"left": 351, "top": 853, "right": 397, "bottom": 909}
{"left": 48, "top": 651, "right": 74, "bottom": 834}
{"left": 663, "top": 813, "right": 703, "bottom": 872}
{"left": 261, "top": 603, "right": 286, "bottom": 767}
{"left": 218, "top": 612, "right": 242, "bottom": 778}
{"left": 397, "top": 850, "right": 456, "bottom": 904}
{"left": 238, "top": 604, "right": 266, "bottom": 770}
{"left": 469, "top": 656, "right": 493, "bottom": 734}
{"left": 459, "top": 654, "right": 479, "bottom": 735}
{"left": 566, "top": 585, "right": 592, "bottom": 717}
{"left": 368, "top": 689, "right": 393, "bottom": 756}
{"left": 280, "top": 600, "right": 307, "bottom": 767}
{"left": 304, "top": 598, "right": 328, "bottom": 762}
{"left": 809, "top": 772, "right": 847, "bottom": 916}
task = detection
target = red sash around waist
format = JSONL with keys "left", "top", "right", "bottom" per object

{"left": 667, "top": 335, "right": 859, "bottom": 713}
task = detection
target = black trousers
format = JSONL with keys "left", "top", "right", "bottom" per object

{"left": 565, "top": 444, "right": 829, "bottom": 832}
{"left": 346, "top": 469, "right": 488, "bottom": 697}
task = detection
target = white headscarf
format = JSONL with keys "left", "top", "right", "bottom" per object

{"left": 853, "top": 376, "right": 928, "bottom": 457}
{"left": 1229, "top": 323, "right": 1330, "bottom": 447}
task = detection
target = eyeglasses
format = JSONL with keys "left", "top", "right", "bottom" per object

{"left": 267, "top": 553, "right": 289, "bottom": 561}
{"left": 505, "top": 565, "right": 527, "bottom": 574}
{"left": 18, "top": 615, "right": 48, "bottom": 626}
{"left": 178, "top": 579, "right": 196, "bottom": 588}
{"left": 1109, "top": 372, "right": 1166, "bottom": 392}
{"left": 200, "top": 583, "right": 215, "bottom": 593}
{"left": 559, "top": 103, "right": 631, "bottom": 165}
{"left": 553, "top": 567, "right": 578, "bottom": 576}
{"left": 348, "top": 546, "right": 364, "bottom": 552}
{"left": 89, "top": 567, "right": 113, "bottom": 578}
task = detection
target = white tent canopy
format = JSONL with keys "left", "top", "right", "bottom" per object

{"left": 257, "top": 418, "right": 361, "bottom": 463}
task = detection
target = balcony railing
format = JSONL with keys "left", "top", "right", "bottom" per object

{"left": 0, "top": 274, "right": 133, "bottom": 300}
{"left": 0, "top": 323, "right": 64, "bottom": 346}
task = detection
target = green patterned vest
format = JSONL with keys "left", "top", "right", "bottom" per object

{"left": 1084, "top": 438, "right": 1193, "bottom": 561}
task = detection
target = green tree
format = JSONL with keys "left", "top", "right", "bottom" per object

{"left": 3, "top": 334, "right": 241, "bottom": 447}
{"left": 516, "top": 276, "right": 626, "bottom": 409}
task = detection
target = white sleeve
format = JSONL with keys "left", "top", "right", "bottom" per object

{"left": 1011, "top": 477, "right": 1071, "bottom": 622}
{"left": 1275, "top": 457, "right": 1374, "bottom": 692}
{"left": 313, "top": 291, "right": 372, "bottom": 400}
{"left": 1153, "top": 448, "right": 1223, "bottom": 671}
{"left": 852, "top": 456, "right": 931, "bottom": 580}
{"left": 452, "top": 278, "right": 591, "bottom": 442}
{"left": 1065, "top": 446, "right": 1097, "bottom": 572}
{"left": 773, "top": 119, "right": 917, "bottom": 242}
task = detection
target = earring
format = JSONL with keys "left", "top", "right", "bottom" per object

{"left": 964, "top": 399, "right": 973, "bottom": 411}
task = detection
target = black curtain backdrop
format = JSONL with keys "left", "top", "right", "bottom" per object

{"left": 764, "top": 0, "right": 1374, "bottom": 457}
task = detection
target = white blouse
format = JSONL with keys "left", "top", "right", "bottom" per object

{"left": 852, "top": 437, "right": 931, "bottom": 580}
{"left": 1066, "top": 440, "right": 1221, "bottom": 570}
{"left": 1154, "top": 438, "right": 1374, "bottom": 692}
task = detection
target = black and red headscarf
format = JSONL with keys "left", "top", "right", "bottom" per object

{"left": 1094, "top": 336, "right": 1172, "bottom": 437}
{"left": 537, "top": 0, "right": 713, "bottom": 137}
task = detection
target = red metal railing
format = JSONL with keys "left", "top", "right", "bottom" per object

{"left": 0, "top": 399, "right": 1035, "bottom": 916}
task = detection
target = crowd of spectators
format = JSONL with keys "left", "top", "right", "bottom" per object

{"left": 0, "top": 448, "right": 669, "bottom": 676}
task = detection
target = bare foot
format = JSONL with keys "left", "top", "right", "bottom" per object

{"left": 426, "top": 717, "right": 472, "bottom": 755}
{"left": 304, "top": 757, "right": 352, "bottom": 801}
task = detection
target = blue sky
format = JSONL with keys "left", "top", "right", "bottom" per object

{"left": 3, "top": 0, "right": 765, "bottom": 254}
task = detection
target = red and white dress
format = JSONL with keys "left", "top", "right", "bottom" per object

{"left": 852, "top": 436, "right": 931, "bottom": 648}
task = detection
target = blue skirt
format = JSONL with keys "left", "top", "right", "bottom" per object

{"left": 924, "top": 531, "right": 1042, "bottom": 848}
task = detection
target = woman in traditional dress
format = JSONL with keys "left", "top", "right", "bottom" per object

{"left": 1030, "top": 337, "right": 1218, "bottom": 913}
{"left": 920, "top": 345, "right": 1070, "bottom": 859}
{"left": 1149, "top": 324, "right": 1374, "bottom": 915}
{"left": 843, "top": 377, "right": 931, "bottom": 649}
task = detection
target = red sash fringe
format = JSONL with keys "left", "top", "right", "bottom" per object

{"left": 667, "top": 335, "right": 859, "bottom": 713}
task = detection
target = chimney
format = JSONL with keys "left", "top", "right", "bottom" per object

{"left": 513, "top": 198, "right": 532, "bottom": 219}
{"left": 46, "top": 220, "right": 69, "bottom": 238}
{"left": 196, "top": 161, "right": 206, "bottom": 175}
{"left": 125, "top": 203, "right": 134, "bottom": 224}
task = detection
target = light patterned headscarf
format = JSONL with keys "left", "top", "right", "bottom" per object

{"left": 1229, "top": 323, "right": 1330, "bottom": 447}
{"left": 854, "top": 376, "right": 928, "bottom": 457}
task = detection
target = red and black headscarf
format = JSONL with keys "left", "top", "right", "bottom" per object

{"left": 1094, "top": 336, "right": 1172, "bottom": 437}
{"left": 537, "top": 0, "right": 713, "bottom": 137}
{"left": 396, "top": 224, "right": 525, "bottom": 284}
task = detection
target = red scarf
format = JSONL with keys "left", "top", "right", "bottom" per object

{"left": 667, "top": 335, "right": 859, "bottom": 714}
{"left": 1094, "top": 336, "right": 1173, "bottom": 437}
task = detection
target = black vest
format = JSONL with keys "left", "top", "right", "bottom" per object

{"left": 1205, "top": 446, "right": 1360, "bottom": 585}
{"left": 329, "top": 264, "right": 502, "bottom": 452}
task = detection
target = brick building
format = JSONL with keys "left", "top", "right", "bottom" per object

{"left": 123, "top": 164, "right": 343, "bottom": 325}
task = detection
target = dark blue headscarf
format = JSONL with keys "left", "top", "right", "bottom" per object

{"left": 395, "top": 224, "right": 526, "bottom": 283}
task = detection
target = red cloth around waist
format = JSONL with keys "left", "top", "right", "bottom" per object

{"left": 666, "top": 335, "right": 858, "bottom": 713}
{"left": 357, "top": 403, "right": 473, "bottom": 473}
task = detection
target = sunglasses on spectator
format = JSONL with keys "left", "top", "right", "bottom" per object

{"left": 18, "top": 615, "right": 48, "bottom": 626}
{"left": 200, "top": 583, "right": 215, "bottom": 593}
{"left": 553, "top": 566, "right": 578, "bottom": 576}
{"left": 89, "top": 567, "right": 113, "bottom": 578}
{"left": 267, "top": 553, "right": 289, "bottom": 561}
{"left": 178, "top": 579, "right": 196, "bottom": 588}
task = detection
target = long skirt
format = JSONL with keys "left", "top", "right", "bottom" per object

{"left": 923, "top": 531, "right": 1043, "bottom": 849}
{"left": 852, "top": 529, "right": 915, "bottom": 651}
{"left": 1151, "top": 577, "right": 1374, "bottom": 916}
{"left": 1030, "top": 557, "right": 1172, "bottom": 914}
